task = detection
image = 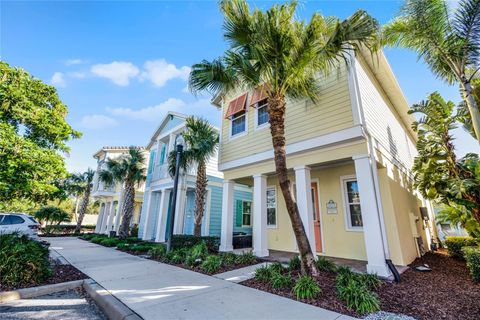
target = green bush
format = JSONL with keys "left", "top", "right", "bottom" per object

{"left": 0, "top": 234, "right": 52, "bottom": 288}
{"left": 220, "top": 252, "right": 237, "bottom": 266}
{"left": 149, "top": 245, "right": 167, "bottom": 260}
{"left": 463, "top": 246, "right": 480, "bottom": 282}
{"left": 269, "top": 262, "right": 284, "bottom": 274}
{"left": 288, "top": 256, "right": 301, "bottom": 271}
{"left": 445, "top": 236, "right": 478, "bottom": 259}
{"left": 171, "top": 235, "right": 220, "bottom": 252}
{"left": 255, "top": 266, "right": 273, "bottom": 282}
{"left": 293, "top": 275, "right": 321, "bottom": 300}
{"left": 125, "top": 237, "right": 142, "bottom": 244}
{"left": 130, "top": 225, "right": 139, "bottom": 238}
{"left": 91, "top": 236, "right": 107, "bottom": 244}
{"left": 335, "top": 267, "right": 380, "bottom": 314}
{"left": 190, "top": 242, "right": 208, "bottom": 260}
{"left": 35, "top": 206, "right": 71, "bottom": 226}
{"left": 315, "top": 256, "right": 337, "bottom": 273}
{"left": 270, "top": 272, "right": 293, "bottom": 289}
{"left": 235, "top": 252, "right": 257, "bottom": 265}
{"left": 81, "top": 233, "right": 99, "bottom": 240}
{"left": 116, "top": 242, "right": 130, "bottom": 251}
{"left": 100, "top": 238, "right": 120, "bottom": 247}
{"left": 129, "top": 243, "right": 155, "bottom": 253}
{"left": 201, "top": 255, "right": 222, "bottom": 274}
{"left": 165, "top": 248, "right": 188, "bottom": 264}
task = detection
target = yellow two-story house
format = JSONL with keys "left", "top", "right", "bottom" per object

{"left": 213, "top": 49, "right": 437, "bottom": 278}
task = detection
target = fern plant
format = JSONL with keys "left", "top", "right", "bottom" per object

{"left": 292, "top": 275, "right": 321, "bottom": 300}
{"left": 201, "top": 255, "right": 222, "bottom": 274}
{"left": 271, "top": 272, "right": 293, "bottom": 289}
{"left": 315, "top": 257, "right": 337, "bottom": 272}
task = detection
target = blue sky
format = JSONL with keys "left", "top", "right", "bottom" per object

{"left": 1, "top": 0, "right": 477, "bottom": 172}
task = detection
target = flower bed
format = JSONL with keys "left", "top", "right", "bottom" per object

{"left": 242, "top": 251, "right": 480, "bottom": 320}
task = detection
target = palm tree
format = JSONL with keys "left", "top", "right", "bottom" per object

{"left": 99, "top": 147, "right": 146, "bottom": 239}
{"left": 188, "top": 0, "right": 379, "bottom": 275}
{"left": 383, "top": 0, "right": 480, "bottom": 143}
{"left": 168, "top": 117, "right": 219, "bottom": 236}
{"left": 72, "top": 169, "right": 95, "bottom": 233}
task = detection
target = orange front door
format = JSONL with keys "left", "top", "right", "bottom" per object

{"left": 311, "top": 182, "right": 322, "bottom": 252}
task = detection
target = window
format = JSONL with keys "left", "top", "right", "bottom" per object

{"left": 231, "top": 111, "right": 246, "bottom": 137}
{"left": 342, "top": 178, "right": 363, "bottom": 229}
{"left": 0, "top": 215, "right": 25, "bottom": 225}
{"left": 256, "top": 99, "right": 269, "bottom": 128}
{"left": 267, "top": 187, "right": 277, "bottom": 227}
{"left": 242, "top": 201, "right": 252, "bottom": 226}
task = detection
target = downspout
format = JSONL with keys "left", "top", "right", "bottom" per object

{"left": 349, "top": 53, "right": 400, "bottom": 282}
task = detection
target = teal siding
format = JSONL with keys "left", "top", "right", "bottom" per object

{"left": 138, "top": 192, "right": 150, "bottom": 238}
{"left": 233, "top": 189, "right": 253, "bottom": 235}
{"left": 160, "top": 116, "right": 184, "bottom": 135}
{"left": 208, "top": 186, "right": 223, "bottom": 237}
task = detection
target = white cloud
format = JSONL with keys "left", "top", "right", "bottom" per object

{"left": 68, "top": 71, "right": 87, "bottom": 79}
{"left": 79, "top": 114, "right": 118, "bottom": 130}
{"left": 107, "top": 98, "right": 186, "bottom": 121}
{"left": 141, "top": 59, "right": 190, "bottom": 87}
{"left": 50, "top": 72, "right": 66, "bottom": 87}
{"left": 91, "top": 61, "right": 140, "bottom": 86}
{"left": 65, "top": 59, "right": 88, "bottom": 66}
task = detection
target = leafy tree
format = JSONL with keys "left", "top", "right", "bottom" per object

{"left": 0, "top": 61, "right": 81, "bottom": 203}
{"left": 99, "top": 147, "right": 146, "bottom": 239}
{"left": 410, "top": 92, "right": 480, "bottom": 225}
{"left": 437, "top": 204, "right": 480, "bottom": 238}
{"left": 168, "top": 117, "right": 219, "bottom": 236}
{"left": 71, "top": 169, "right": 95, "bottom": 233}
{"left": 188, "top": 0, "right": 379, "bottom": 275}
{"left": 383, "top": 0, "right": 480, "bottom": 142}
{"left": 34, "top": 206, "right": 71, "bottom": 226}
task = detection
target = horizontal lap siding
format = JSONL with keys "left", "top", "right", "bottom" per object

{"left": 356, "top": 59, "right": 417, "bottom": 169}
{"left": 208, "top": 186, "right": 223, "bottom": 237}
{"left": 219, "top": 67, "right": 353, "bottom": 164}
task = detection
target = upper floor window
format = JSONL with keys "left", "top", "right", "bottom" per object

{"left": 256, "top": 99, "right": 269, "bottom": 128}
{"left": 231, "top": 111, "right": 246, "bottom": 137}
{"left": 342, "top": 177, "right": 363, "bottom": 230}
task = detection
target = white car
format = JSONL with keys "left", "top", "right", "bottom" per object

{"left": 0, "top": 213, "right": 40, "bottom": 237}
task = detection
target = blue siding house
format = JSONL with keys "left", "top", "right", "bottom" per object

{"left": 138, "top": 112, "right": 253, "bottom": 243}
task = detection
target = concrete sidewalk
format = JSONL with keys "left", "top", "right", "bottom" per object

{"left": 47, "top": 237, "right": 354, "bottom": 320}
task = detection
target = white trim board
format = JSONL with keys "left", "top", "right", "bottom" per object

{"left": 219, "top": 126, "right": 365, "bottom": 171}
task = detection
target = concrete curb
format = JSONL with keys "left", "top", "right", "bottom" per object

{"left": 83, "top": 279, "right": 142, "bottom": 320}
{"left": 0, "top": 279, "right": 84, "bottom": 303}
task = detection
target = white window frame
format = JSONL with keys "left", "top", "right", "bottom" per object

{"left": 229, "top": 110, "right": 248, "bottom": 140}
{"left": 254, "top": 99, "right": 269, "bottom": 131}
{"left": 242, "top": 200, "right": 252, "bottom": 227}
{"left": 340, "top": 175, "right": 363, "bottom": 232}
{"left": 266, "top": 186, "right": 277, "bottom": 228}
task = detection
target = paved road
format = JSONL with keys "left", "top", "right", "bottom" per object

{"left": 0, "top": 289, "right": 106, "bottom": 320}
{"left": 47, "top": 237, "right": 354, "bottom": 320}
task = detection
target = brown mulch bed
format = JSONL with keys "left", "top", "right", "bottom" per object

{"left": 242, "top": 251, "right": 480, "bottom": 320}
{"left": 0, "top": 263, "right": 88, "bottom": 292}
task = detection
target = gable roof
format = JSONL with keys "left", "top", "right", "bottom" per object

{"left": 146, "top": 111, "right": 189, "bottom": 149}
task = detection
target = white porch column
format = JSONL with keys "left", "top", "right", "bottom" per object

{"left": 114, "top": 186, "right": 124, "bottom": 233}
{"left": 106, "top": 201, "right": 116, "bottom": 234}
{"left": 353, "top": 154, "right": 391, "bottom": 277}
{"left": 101, "top": 202, "right": 111, "bottom": 234}
{"left": 220, "top": 180, "right": 234, "bottom": 252}
{"left": 141, "top": 192, "right": 155, "bottom": 240}
{"left": 95, "top": 203, "right": 105, "bottom": 233}
{"left": 155, "top": 189, "right": 171, "bottom": 242}
{"left": 253, "top": 174, "right": 269, "bottom": 257}
{"left": 174, "top": 179, "right": 187, "bottom": 235}
{"left": 294, "top": 166, "right": 317, "bottom": 255}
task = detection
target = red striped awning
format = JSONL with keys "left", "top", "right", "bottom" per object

{"left": 224, "top": 93, "right": 248, "bottom": 118}
{"left": 250, "top": 86, "right": 268, "bottom": 106}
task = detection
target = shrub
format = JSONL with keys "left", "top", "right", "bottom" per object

{"left": 315, "top": 257, "right": 337, "bottom": 273}
{"left": 269, "top": 262, "right": 284, "bottom": 274}
{"left": 129, "top": 244, "right": 155, "bottom": 253}
{"left": 271, "top": 272, "right": 293, "bottom": 289}
{"left": 201, "top": 255, "right": 222, "bottom": 274}
{"left": 335, "top": 268, "right": 381, "bottom": 314}
{"left": 445, "top": 236, "right": 478, "bottom": 259}
{"left": 116, "top": 242, "right": 130, "bottom": 251}
{"left": 190, "top": 242, "right": 208, "bottom": 260}
{"left": 165, "top": 248, "right": 188, "bottom": 264}
{"left": 235, "top": 252, "right": 257, "bottom": 265}
{"left": 171, "top": 235, "right": 220, "bottom": 252}
{"left": 43, "top": 224, "right": 96, "bottom": 235}
{"left": 35, "top": 206, "right": 71, "bottom": 226}
{"left": 91, "top": 236, "right": 107, "bottom": 244}
{"left": 0, "top": 234, "right": 52, "bottom": 288}
{"left": 220, "top": 252, "right": 237, "bottom": 266}
{"left": 130, "top": 225, "right": 139, "bottom": 238}
{"left": 293, "top": 275, "right": 321, "bottom": 300}
{"left": 149, "top": 245, "right": 167, "bottom": 260}
{"left": 126, "top": 237, "right": 141, "bottom": 244}
{"left": 463, "top": 246, "right": 480, "bottom": 282}
{"left": 288, "top": 256, "right": 301, "bottom": 271}
{"left": 255, "top": 266, "right": 273, "bottom": 282}
{"left": 100, "top": 238, "right": 120, "bottom": 247}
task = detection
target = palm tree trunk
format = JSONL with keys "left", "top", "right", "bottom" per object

{"left": 461, "top": 77, "right": 480, "bottom": 144}
{"left": 118, "top": 181, "right": 135, "bottom": 239}
{"left": 75, "top": 186, "right": 91, "bottom": 233}
{"left": 268, "top": 96, "right": 318, "bottom": 276}
{"left": 193, "top": 161, "right": 208, "bottom": 236}
{"left": 74, "top": 196, "right": 80, "bottom": 222}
